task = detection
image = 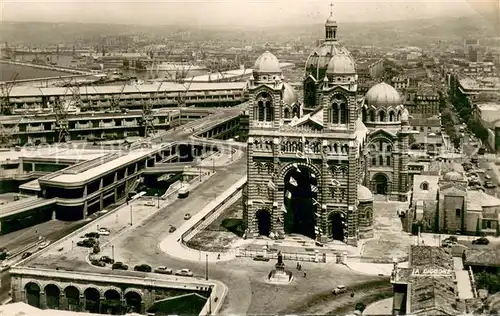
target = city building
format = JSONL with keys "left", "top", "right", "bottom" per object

{"left": 392, "top": 75, "right": 410, "bottom": 91}
{"left": 391, "top": 245, "right": 461, "bottom": 316}
{"left": 243, "top": 10, "right": 411, "bottom": 245}
{"left": 408, "top": 170, "right": 500, "bottom": 236}
{"left": 472, "top": 102, "right": 500, "bottom": 152}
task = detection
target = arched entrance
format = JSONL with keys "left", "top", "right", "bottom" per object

{"left": 373, "top": 173, "right": 388, "bottom": 195}
{"left": 103, "top": 289, "right": 122, "bottom": 315}
{"left": 45, "top": 284, "right": 60, "bottom": 309}
{"left": 256, "top": 209, "right": 271, "bottom": 236}
{"left": 84, "top": 288, "right": 100, "bottom": 313}
{"left": 283, "top": 164, "right": 318, "bottom": 239}
{"left": 25, "top": 282, "right": 40, "bottom": 308}
{"left": 64, "top": 286, "right": 80, "bottom": 312}
{"left": 124, "top": 291, "right": 142, "bottom": 314}
{"left": 329, "top": 212, "right": 346, "bottom": 242}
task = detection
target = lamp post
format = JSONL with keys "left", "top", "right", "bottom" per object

{"left": 212, "top": 157, "right": 215, "bottom": 173}
{"left": 130, "top": 205, "right": 133, "bottom": 226}
{"left": 199, "top": 165, "right": 202, "bottom": 182}
{"left": 205, "top": 254, "right": 209, "bottom": 280}
{"left": 111, "top": 245, "right": 115, "bottom": 262}
{"left": 156, "top": 192, "right": 159, "bottom": 209}
{"left": 208, "top": 286, "right": 212, "bottom": 315}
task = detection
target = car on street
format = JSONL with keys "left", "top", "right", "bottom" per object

{"left": 134, "top": 264, "right": 152, "bottom": 272}
{"left": 484, "top": 181, "right": 496, "bottom": 189}
{"left": 91, "top": 259, "right": 106, "bottom": 267}
{"left": 169, "top": 225, "right": 177, "bottom": 233}
{"left": 332, "top": 285, "right": 348, "bottom": 295}
{"left": 184, "top": 213, "right": 191, "bottom": 220}
{"left": 85, "top": 232, "right": 100, "bottom": 239}
{"left": 21, "top": 252, "right": 32, "bottom": 259}
{"left": 253, "top": 255, "right": 270, "bottom": 262}
{"left": 154, "top": 266, "right": 173, "bottom": 275}
{"left": 175, "top": 268, "right": 193, "bottom": 277}
{"left": 77, "top": 238, "right": 98, "bottom": 248}
{"left": 485, "top": 175, "right": 491, "bottom": 179}
{"left": 0, "top": 264, "right": 11, "bottom": 272}
{"left": 145, "top": 199, "right": 155, "bottom": 207}
{"left": 112, "top": 262, "right": 129, "bottom": 270}
{"left": 100, "top": 256, "right": 114, "bottom": 264}
{"left": 38, "top": 241, "right": 51, "bottom": 249}
{"left": 472, "top": 237, "right": 490, "bottom": 245}
{"left": 98, "top": 229, "right": 110, "bottom": 236}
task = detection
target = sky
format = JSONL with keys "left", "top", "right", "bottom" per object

{"left": 1, "top": 0, "right": 498, "bottom": 27}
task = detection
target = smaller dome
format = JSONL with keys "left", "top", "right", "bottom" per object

{"left": 401, "top": 108, "right": 409, "bottom": 121}
{"left": 443, "top": 171, "right": 463, "bottom": 181}
{"left": 358, "top": 184, "right": 373, "bottom": 202}
{"left": 365, "top": 82, "right": 402, "bottom": 107}
{"left": 253, "top": 51, "right": 281, "bottom": 74}
{"left": 326, "top": 54, "right": 356, "bottom": 75}
{"left": 283, "top": 82, "right": 298, "bottom": 105}
{"left": 325, "top": 15, "right": 337, "bottom": 26}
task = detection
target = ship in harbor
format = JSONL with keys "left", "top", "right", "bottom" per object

{"left": 146, "top": 62, "right": 208, "bottom": 72}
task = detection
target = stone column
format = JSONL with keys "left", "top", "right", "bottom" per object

{"left": 346, "top": 141, "right": 358, "bottom": 246}
{"left": 120, "top": 299, "right": 127, "bottom": 314}
{"left": 59, "top": 293, "right": 68, "bottom": 310}
{"left": 140, "top": 302, "right": 146, "bottom": 314}
{"left": 39, "top": 292, "right": 47, "bottom": 309}
{"left": 79, "top": 294, "right": 85, "bottom": 312}
{"left": 99, "top": 297, "right": 105, "bottom": 314}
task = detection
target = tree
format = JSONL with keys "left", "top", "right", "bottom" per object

{"left": 475, "top": 271, "right": 500, "bottom": 293}
{"left": 355, "top": 302, "right": 366, "bottom": 312}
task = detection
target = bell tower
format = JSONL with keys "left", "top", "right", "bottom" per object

{"left": 325, "top": 3, "right": 338, "bottom": 41}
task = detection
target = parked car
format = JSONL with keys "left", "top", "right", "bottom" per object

{"left": 134, "top": 264, "right": 152, "bottom": 272}
{"left": 112, "top": 262, "right": 129, "bottom": 270}
{"left": 184, "top": 213, "right": 191, "bottom": 220}
{"left": 169, "top": 226, "right": 177, "bottom": 233}
{"left": 38, "top": 241, "right": 51, "bottom": 249}
{"left": 91, "top": 259, "right": 106, "bottom": 267}
{"left": 484, "top": 181, "right": 496, "bottom": 189}
{"left": 85, "top": 232, "right": 100, "bottom": 239}
{"left": 77, "top": 238, "right": 98, "bottom": 248}
{"left": 253, "top": 255, "right": 270, "bottom": 262}
{"left": 100, "top": 256, "right": 114, "bottom": 264}
{"left": 472, "top": 237, "right": 490, "bottom": 245}
{"left": 98, "top": 229, "right": 110, "bottom": 236}
{"left": 332, "top": 285, "right": 348, "bottom": 295}
{"left": 21, "top": 252, "right": 32, "bottom": 260}
{"left": 154, "top": 266, "right": 173, "bottom": 275}
{"left": 145, "top": 199, "right": 155, "bottom": 207}
{"left": 175, "top": 268, "right": 193, "bottom": 277}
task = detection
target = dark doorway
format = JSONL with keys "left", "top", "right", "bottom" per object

{"left": 103, "top": 289, "right": 122, "bottom": 315}
{"left": 25, "top": 282, "right": 40, "bottom": 308}
{"left": 256, "top": 209, "right": 271, "bottom": 236}
{"left": 84, "top": 288, "right": 100, "bottom": 313}
{"left": 374, "top": 173, "right": 388, "bottom": 195}
{"left": 329, "top": 212, "right": 345, "bottom": 241}
{"left": 45, "top": 284, "right": 61, "bottom": 309}
{"left": 65, "top": 286, "right": 80, "bottom": 312}
{"left": 124, "top": 291, "right": 142, "bottom": 314}
{"left": 283, "top": 165, "right": 317, "bottom": 239}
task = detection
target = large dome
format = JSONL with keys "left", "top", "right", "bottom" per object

{"left": 283, "top": 82, "right": 298, "bottom": 105}
{"left": 326, "top": 54, "right": 356, "bottom": 75}
{"left": 305, "top": 41, "right": 352, "bottom": 80}
{"left": 365, "top": 82, "right": 402, "bottom": 107}
{"left": 253, "top": 51, "right": 281, "bottom": 74}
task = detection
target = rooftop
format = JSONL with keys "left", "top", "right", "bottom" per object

{"left": 466, "top": 190, "right": 500, "bottom": 211}
{"left": 410, "top": 277, "right": 458, "bottom": 316}
{"left": 459, "top": 77, "right": 500, "bottom": 93}
{"left": 464, "top": 248, "right": 500, "bottom": 268}
{"left": 410, "top": 245, "right": 454, "bottom": 270}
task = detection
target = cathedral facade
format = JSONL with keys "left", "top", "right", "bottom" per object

{"left": 243, "top": 11, "right": 410, "bottom": 246}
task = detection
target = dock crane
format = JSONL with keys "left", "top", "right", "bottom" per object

{"left": 140, "top": 82, "right": 163, "bottom": 137}
{"left": 53, "top": 85, "right": 72, "bottom": 143}
{"left": 0, "top": 72, "right": 19, "bottom": 115}
{"left": 0, "top": 115, "right": 24, "bottom": 147}
{"left": 109, "top": 82, "right": 127, "bottom": 112}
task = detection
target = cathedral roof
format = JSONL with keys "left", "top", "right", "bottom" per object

{"left": 442, "top": 171, "right": 464, "bottom": 181}
{"left": 253, "top": 51, "right": 281, "bottom": 74}
{"left": 305, "top": 41, "right": 352, "bottom": 80}
{"left": 283, "top": 82, "right": 298, "bottom": 105}
{"left": 326, "top": 54, "right": 356, "bottom": 75}
{"left": 365, "top": 82, "right": 402, "bottom": 107}
{"left": 358, "top": 184, "right": 373, "bottom": 202}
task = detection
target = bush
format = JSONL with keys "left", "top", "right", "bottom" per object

{"left": 92, "top": 246, "right": 100, "bottom": 254}
{"left": 355, "top": 302, "right": 366, "bottom": 312}
{"left": 475, "top": 271, "right": 500, "bottom": 293}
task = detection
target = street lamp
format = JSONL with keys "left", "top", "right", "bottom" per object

{"left": 130, "top": 205, "right": 133, "bottom": 226}
{"left": 156, "top": 192, "right": 160, "bottom": 209}
{"left": 111, "top": 245, "right": 115, "bottom": 262}
{"left": 205, "top": 254, "right": 209, "bottom": 280}
{"left": 212, "top": 157, "right": 215, "bottom": 173}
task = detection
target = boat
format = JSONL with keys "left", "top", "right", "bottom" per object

{"left": 146, "top": 62, "right": 207, "bottom": 72}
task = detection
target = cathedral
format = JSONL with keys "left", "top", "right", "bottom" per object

{"left": 243, "top": 9, "right": 411, "bottom": 246}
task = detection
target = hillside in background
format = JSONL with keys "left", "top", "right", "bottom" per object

{"left": 0, "top": 14, "right": 498, "bottom": 47}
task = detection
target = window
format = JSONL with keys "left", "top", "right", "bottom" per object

{"left": 420, "top": 182, "right": 429, "bottom": 190}
{"left": 455, "top": 209, "right": 461, "bottom": 217}
{"left": 379, "top": 155, "right": 383, "bottom": 165}
{"left": 371, "top": 157, "right": 376, "bottom": 166}
{"left": 379, "top": 111, "right": 386, "bottom": 122}
{"left": 386, "top": 156, "right": 391, "bottom": 166}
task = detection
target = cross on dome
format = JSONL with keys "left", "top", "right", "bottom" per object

{"left": 330, "top": 2, "right": 334, "bottom": 16}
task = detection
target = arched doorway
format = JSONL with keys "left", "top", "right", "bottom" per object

{"left": 84, "top": 288, "right": 100, "bottom": 313}
{"left": 283, "top": 164, "right": 318, "bottom": 239}
{"left": 65, "top": 286, "right": 80, "bottom": 312}
{"left": 124, "top": 291, "right": 142, "bottom": 314}
{"left": 25, "top": 282, "right": 40, "bottom": 308}
{"left": 103, "top": 289, "right": 122, "bottom": 315}
{"left": 45, "top": 284, "right": 60, "bottom": 309}
{"left": 256, "top": 209, "right": 271, "bottom": 236}
{"left": 374, "top": 173, "right": 388, "bottom": 195}
{"left": 329, "top": 212, "right": 346, "bottom": 242}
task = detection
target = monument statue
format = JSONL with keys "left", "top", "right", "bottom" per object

{"left": 275, "top": 251, "right": 285, "bottom": 271}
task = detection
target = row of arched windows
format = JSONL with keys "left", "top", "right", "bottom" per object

{"left": 371, "top": 155, "right": 391, "bottom": 167}
{"left": 329, "top": 103, "right": 349, "bottom": 124}
{"left": 362, "top": 108, "right": 402, "bottom": 123}
{"left": 283, "top": 106, "right": 300, "bottom": 119}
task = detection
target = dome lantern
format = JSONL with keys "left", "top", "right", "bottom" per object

{"left": 325, "top": 3, "right": 338, "bottom": 41}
